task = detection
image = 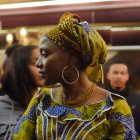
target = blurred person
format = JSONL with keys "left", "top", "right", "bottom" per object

{"left": 0, "top": 44, "right": 23, "bottom": 96}
{"left": 11, "top": 12, "right": 139, "bottom": 140}
{"left": 3, "top": 44, "right": 23, "bottom": 68}
{"left": 0, "top": 45, "right": 44, "bottom": 139}
{"left": 106, "top": 59, "right": 140, "bottom": 136}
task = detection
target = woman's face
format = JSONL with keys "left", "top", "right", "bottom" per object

{"left": 29, "top": 48, "right": 45, "bottom": 87}
{"left": 36, "top": 38, "right": 69, "bottom": 86}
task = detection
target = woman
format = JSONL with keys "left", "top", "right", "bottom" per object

{"left": 0, "top": 45, "right": 44, "bottom": 139}
{"left": 11, "top": 13, "right": 139, "bottom": 140}
{"left": 0, "top": 44, "right": 23, "bottom": 96}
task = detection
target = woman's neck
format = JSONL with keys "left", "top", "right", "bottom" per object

{"left": 62, "top": 73, "right": 93, "bottom": 102}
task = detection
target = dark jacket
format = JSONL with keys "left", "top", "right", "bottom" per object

{"left": 106, "top": 83, "right": 140, "bottom": 136}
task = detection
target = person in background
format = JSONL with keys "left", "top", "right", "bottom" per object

{"left": 2, "top": 44, "right": 23, "bottom": 70}
{"left": 0, "top": 44, "right": 23, "bottom": 96}
{"left": 0, "top": 45, "right": 44, "bottom": 139}
{"left": 106, "top": 59, "right": 140, "bottom": 136}
{"left": 11, "top": 12, "right": 139, "bottom": 140}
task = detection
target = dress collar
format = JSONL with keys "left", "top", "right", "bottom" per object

{"left": 37, "top": 89, "right": 115, "bottom": 121}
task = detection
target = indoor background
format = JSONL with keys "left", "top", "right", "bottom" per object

{"left": 0, "top": 0, "right": 140, "bottom": 92}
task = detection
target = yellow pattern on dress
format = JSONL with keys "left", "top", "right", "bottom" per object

{"left": 12, "top": 88, "right": 139, "bottom": 140}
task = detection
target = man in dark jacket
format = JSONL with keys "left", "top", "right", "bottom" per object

{"left": 106, "top": 59, "right": 140, "bottom": 136}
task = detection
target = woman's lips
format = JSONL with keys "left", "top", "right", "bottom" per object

{"left": 39, "top": 71, "right": 46, "bottom": 78}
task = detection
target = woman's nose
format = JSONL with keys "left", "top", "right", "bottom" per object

{"left": 36, "top": 58, "right": 43, "bottom": 68}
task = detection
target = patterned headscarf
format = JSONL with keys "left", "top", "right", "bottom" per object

{"left": 46, "top": 12, "right": 107, "bottom": 84}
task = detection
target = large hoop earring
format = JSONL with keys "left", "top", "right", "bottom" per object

{"left": 62, "top": 66, "right": 79, "bottom": 84}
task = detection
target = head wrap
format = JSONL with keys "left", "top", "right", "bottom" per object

{"left": 45, "top": 12, "right": 107, "bottom": 84}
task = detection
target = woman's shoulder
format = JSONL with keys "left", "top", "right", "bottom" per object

{"left": 24, "top": 88, "right": 51, "bottom": 111}
{"left": 37, "top": 87, "right": 63, "bottom": 104}
{"left": 26, "top": 87, "right": 62, "bottom": 113}
{"left": 110, "top": 92, "right": 128, "bottom": 106}
{"left": 34, "top": 87, "right": 51, "bottom": 100}
{"left": 110, "top": 92, "right": 126, "bottom": 100}
{"left": 110, "top": 92, "right": 132, "bottom": 115}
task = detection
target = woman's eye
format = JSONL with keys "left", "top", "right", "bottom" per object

{"left": 41, "top": 50, "right": 48, "bottom": 57}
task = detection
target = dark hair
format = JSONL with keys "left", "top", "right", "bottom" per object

{"left": 2, "top": 44, "right": 23, "bottom": 70}
{"left": 110, "top": 59, "right": 127, "bottom": 65}
{"left": 107, "top": 59, "right": 129, "bottom": 72}
{"left": 5, "top": 43, "right": 23, "bottom": 57}
{"left": 1, "top": 45, "right": 38, "bottom": 108}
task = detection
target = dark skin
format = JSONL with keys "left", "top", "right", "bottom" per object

{"left": 36, "top": 37, "right": 110, "bottom": 106}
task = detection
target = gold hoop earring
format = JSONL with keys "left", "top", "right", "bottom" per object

{"left": 62, "top": 66, "right": 79, "bottom": 84}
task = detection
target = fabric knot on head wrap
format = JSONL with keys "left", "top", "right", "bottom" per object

{"left": 45, "top": 12, "right": 107, "bottom": 84}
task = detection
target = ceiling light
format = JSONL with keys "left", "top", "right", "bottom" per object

{"left": 0, "top": 0, "right": 119, "bottom": 9}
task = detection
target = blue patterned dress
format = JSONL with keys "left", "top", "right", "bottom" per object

{"left": 10, "top": 88, "right": 139, "bottom": 140}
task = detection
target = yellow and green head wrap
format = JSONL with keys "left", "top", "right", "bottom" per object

{"left": 45, "top": 12, "right": 107, "bottom": 85}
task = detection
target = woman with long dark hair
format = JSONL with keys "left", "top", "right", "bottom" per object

{"left": 0, "top": 45, "right": 44, "bottom": 139}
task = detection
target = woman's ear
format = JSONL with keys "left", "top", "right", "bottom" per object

{"left": 67, "top": 51, "right": 78, "bottom": 66}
